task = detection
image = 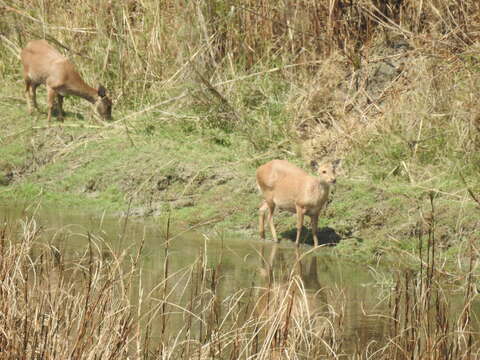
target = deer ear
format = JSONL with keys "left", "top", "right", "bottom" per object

{"left": 98, "top": 85, "right": 107, "bottom": 98}
{"left": 310, "top": 160, "right": 319, "bottom": 171}
{"left": 332, "top": 159, "right": 342, "bottom": 169}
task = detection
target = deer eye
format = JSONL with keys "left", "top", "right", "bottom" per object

{"left": 322, "top": 170, "right": 327, "bottom": 174}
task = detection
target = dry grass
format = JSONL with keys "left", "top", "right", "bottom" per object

{"left": 0, "top": 217, "right": 137, "bottom": 358}
{"left": 2, "top": 0, "right": 480, "bottom": 163}
{"left": 0, "top": 216, "right": 347, "bottom": 359}
{"left": 1, "top": 2, "right": 480, "bottom": 356}
{"left": 368, "top": 195, "right": 480, "bottom": 359}
{"left": 2, "top": 0, "right": 480, "bottom": 120}
{"left": 1, "top": 212, "right": 478, "bottom": 359}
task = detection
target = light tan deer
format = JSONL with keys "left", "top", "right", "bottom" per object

{"left": 20, "top": 40, "right": 112, "bottom": 122}
{"left": 256, "top": 159, "right": 340, "bottom": 247}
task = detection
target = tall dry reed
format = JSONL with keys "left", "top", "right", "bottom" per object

{"left": 0, "top": 216, "right": 346, "bottom": 359}
{"left": 1, "top": 213, "right": 478, "bottom": 359}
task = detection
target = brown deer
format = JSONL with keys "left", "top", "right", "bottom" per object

{"left": 20, "top": 40, "right": 112, "bottom": 122}
{"left": 256, "top": 159, "right": 340, "bottom": 247}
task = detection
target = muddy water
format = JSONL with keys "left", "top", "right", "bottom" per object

{"left": 4, "top": 203, "right": 480, "bottom": 357}
{"left": 3, "top": 205, "right": 392, "bottom": 348}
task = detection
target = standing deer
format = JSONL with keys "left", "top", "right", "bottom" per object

{"left": 20, "top": 40, "right": 112, "bottom": 122}
{"left": 256, "top": 159, "right": 340, "bottom": 247}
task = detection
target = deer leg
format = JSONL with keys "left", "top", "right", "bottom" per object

{"left": 25, "top": 80, "right": 38, "bottom": 114}
{"left": 57, "top": 94, "right": 64, "bottom": 121}
{"left": 46, "top": 87, "right": 56, "bottom": 123}
{"left": 266, "top": 202, "right": 278, "bottom": 242}
{"left": 295, "top": 205, "right": 305, "bottom": 246}
{"left": 24, "top": 79, "right": 32, "bottom": 114}
{"left": 259, "top": 200, "right": 268, "bottom": 240}
{"left": 311, "top": 213, "right": 319, "bottom": 247}
{"left": 31, "top": 84, "right": 39, "bottom": 111}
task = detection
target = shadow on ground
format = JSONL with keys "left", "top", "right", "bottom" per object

{"left": 280, "top": 226, "right": 342, "bottom": 246}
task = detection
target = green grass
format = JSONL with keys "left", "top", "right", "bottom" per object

{"left": 1, "top": 0, "right": 479, "bottom": 271}
{"left": 1, "top": 86, "right": 478, "bottom": 268}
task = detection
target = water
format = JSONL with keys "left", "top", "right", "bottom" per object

{"left": 4, "top": 204, "right": 478, "bottom": 355}
{"left": 2, "top": 205, "right": 390, "bottom": 348}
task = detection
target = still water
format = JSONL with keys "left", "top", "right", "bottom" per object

{"left": 2, "top": 205, "right": 390, "bottom": 350}
{"left": 3, "top": 203, "right": 479, "bottom": 358}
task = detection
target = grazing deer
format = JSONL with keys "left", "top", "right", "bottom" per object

{"left": 20, "top": 40, "right": 112, "bottom": 122}
{"left": 256, "top": 159, "right": 340, "bottom": 247}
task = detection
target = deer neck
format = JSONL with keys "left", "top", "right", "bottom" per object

{"left": 63, "top": 74, "right": 99, "bottom": 104}
{"left": 315, "top": 178, "right": 331, "bottom": 195}
{"left": 71, "top": 83, "right": 98, "bottom": 104}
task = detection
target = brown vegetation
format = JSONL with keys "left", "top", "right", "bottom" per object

{"left": 1, "top": 212, "right": 478, "bottom": 359}
{"left": 1, "top": 2, "right": 480, "bottom": 356}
